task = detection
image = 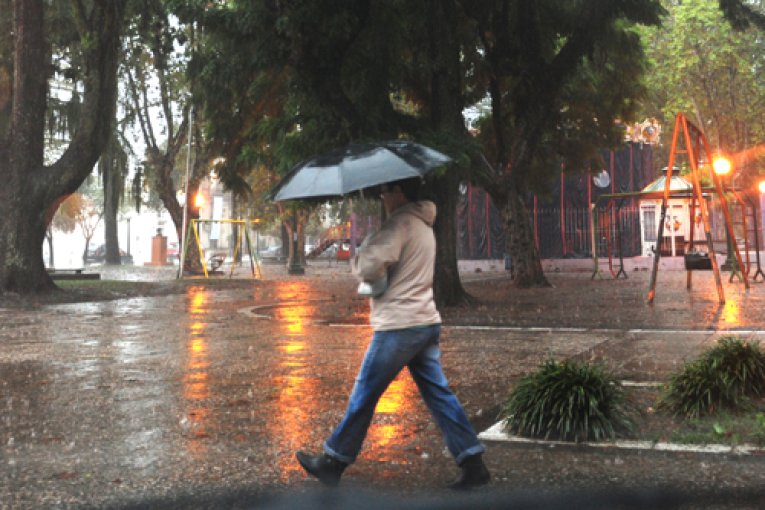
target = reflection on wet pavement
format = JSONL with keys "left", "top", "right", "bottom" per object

{"left": 183, "top": 286, "right": 212, "bottom": 458}
{"left": 263, "top": 280, "right": 420, "bottom": 481}
{"left": 268, "top": 281, "right": 320, "bottom": 481}
{"left": 2, "top": 269, "right": 765, "bottom": 507}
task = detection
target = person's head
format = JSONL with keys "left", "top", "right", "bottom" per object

{"left": 380, "top": 178, "right": 421, "bottom": 214}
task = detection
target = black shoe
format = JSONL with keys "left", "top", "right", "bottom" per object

{"left": 295, "top": 451, "right": 347, "bottom": 487}
{"left": 448, "top": 454, "right": 491, "bottom": 490}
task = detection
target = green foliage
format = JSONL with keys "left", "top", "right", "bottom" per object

{"left": 659, "top": 337, "right": 765, "bottom": 419}
{"left": 503, "top": 359, "right": 634, "bottom": 442}
{"left": 638, "top": 0, "right": 765, "bottom": 166}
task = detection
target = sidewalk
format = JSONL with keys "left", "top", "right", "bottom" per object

{"left": 1, "top": 260, "right": 764, "bottom": 508}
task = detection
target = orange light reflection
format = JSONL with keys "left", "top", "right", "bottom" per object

{"left": 265, "top": 280, "right": 421, "bottom": 480}
{"left": 719, "top": 298, "right": 741, "bottom": 325}
{"left": 367, "top": 373, "right": 418, "bottom": 462}
{"left": 183, "top": 287, "right": 211, "bottom": 458}
{"left": 267, "top": 281, "right": 320, "bottom": 482}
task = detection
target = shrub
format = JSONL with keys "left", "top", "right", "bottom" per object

{"left": 659, "top": 336, "right": 765, "bottom": 419}
{"left": 502, "top": 359, "right": 633, "bottom": 442}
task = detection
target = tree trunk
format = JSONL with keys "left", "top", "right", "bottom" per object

{"left": 155, "top": 165, "right": 203, "bottom": 274}
{"left": 502, "top": 184, "right": 550, "bottom": 288}
{"left": 0, "top": 0, "right": 126, "bottom": 294}
{"left": 430, "top": 170, "right": 468, "bottom": 305}
{"left": 46, "top": 229, "right": 54, "bottom": 267}
{"left": 0, "top": 0, "right": 11, "bottom": 138}
{"left": 82, "top": 237, "right": 92, "bottom": 266}
{"left": 283, "top": 217, "right": 295, "bottom": 268}
{"left": 102, "top": 134, "right": 126, "bottom": 265}
{"left": 426, "top": 0, "right": 469, "bottom": 306}
{"left": 0, "top": 197, "right": 52, "bottom": 292}
{"left": 103, "top": 160, "right": 121, "bottom": 265}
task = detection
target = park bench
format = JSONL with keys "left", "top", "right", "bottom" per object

{"left": 47, "top": 268, "right": 101, "bottom": 280}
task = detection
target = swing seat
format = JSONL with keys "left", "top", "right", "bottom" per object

{"left": 208, "top": 253, "right": 226, "bottom": 271}
{"left": 684, "top": 251, "right": 712, "bottom": 270}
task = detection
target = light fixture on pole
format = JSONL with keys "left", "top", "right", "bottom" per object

{"left": 713, "top": 155, "right": 736, "bottom": 271}
{"left": 712, "top": 156, "right": 731, "bottom": 176}
{"left": 194, "top": 192, "right": 206, "bottom": 210}
{"left": 178, "top": 106, "right": 194, "bottom": 279}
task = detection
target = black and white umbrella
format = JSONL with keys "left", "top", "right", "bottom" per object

{"left": 268, "top": 140, "right": 451, "bottom": 202}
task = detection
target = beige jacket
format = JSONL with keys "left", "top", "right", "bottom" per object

{"left": 352, "top": 200, "right": 442, "bottom": 331}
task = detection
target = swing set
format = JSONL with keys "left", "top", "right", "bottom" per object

{"left": 182, "top": 218, "right": 262, "bottom": 279}
{"left": 591, "top": 113, "right": 763, "bottom": 304}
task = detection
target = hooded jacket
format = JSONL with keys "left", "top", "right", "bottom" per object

{"left": 352, "top": 200, "right": 441, "bottom": 331}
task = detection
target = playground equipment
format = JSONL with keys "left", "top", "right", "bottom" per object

{"left": 306, "top": 215, "right": 380, "bottom": 263}
{"left": 648, "top": 113, "right": 747, "bottom": 303}
{"left": 590, "top": 113, "right": 755, "bottom": 304}
{"left": 182, "top": 219, "right": 262, "bottom": 279}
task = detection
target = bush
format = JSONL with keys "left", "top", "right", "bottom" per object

{"left": 502, "top": 359, "right": 633, "bottom": 442}
{"left": 659, "top": 336, "right": 765, "bottom": 419}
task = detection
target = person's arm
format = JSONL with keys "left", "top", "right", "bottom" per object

{"left": 352, "top": 220, "right": 403, "bottom": 282}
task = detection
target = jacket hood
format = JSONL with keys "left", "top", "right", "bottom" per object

{"left": 396, "top": 200, "right": 436, "bottom": 227}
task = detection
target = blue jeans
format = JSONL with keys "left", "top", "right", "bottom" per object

{"left": 324, "top": 324, "right": 485, "bottom": 465}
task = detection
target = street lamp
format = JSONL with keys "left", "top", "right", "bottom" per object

{"left": 713, "top": 155, "right": 736, "bottom": 271}
{"left": 712, "top": 157, "right": 731, "bottom": 176}
{"left": 194, "top": 192, "right": 206, "bottom": 210}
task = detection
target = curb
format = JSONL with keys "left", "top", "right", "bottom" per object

{"left": 478, "top": 420, "right": 765, "bottom": 456}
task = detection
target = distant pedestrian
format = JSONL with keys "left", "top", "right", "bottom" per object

{"left": 296, "top": 177, "right": 489, "bottom": 490}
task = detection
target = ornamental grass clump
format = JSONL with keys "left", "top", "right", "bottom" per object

{"left": 660, "top": 336, "right": 765, "bottom": 419}
{"left": 502, "top": 359, "right": 633, "bottom": 442}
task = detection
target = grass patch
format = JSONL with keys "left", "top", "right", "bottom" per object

{"left": 57, "top": 279, "right": 158, "bottom": 292}
{"left": 666, "top": 409, "right": 765, "bottom": 447}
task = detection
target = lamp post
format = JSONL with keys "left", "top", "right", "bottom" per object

{"left": 713, "top": 156, "right": 736, "bottom": 271}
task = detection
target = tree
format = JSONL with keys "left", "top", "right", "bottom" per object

{"left": 0, "top": 0, "right": 127, "bottom": 293}
{"left": 71, "top": 194, "right": 103, "bottom": 265}
{"left": 460, "top": 0, "right": 665, "bottom": 287}
{"left": 122, "top": 0, "right": 205, "bottom": 273}
{"left": 639, "top": 0, "right": 765, "bottom": 181}
{"left": 46, "top": 192, "right": 80, "bottom": 268}
{"left": 0, "top": 0, "right": 11, "bottom": 139}
{"left": 173, "top": 0, "right": 477, "bottom": 304}
{"left": 99, "top": 133, "right": 129, "bottom": 265}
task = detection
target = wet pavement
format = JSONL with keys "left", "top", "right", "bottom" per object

{"left": 1, "top": 260, "right": 765, "bottom": 508}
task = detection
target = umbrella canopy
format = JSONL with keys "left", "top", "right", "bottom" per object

{"left": 268, "top": 140, "right": 451, "bottom": 202}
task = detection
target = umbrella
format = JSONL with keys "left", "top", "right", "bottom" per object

{"left": 268, "top": 140, "right": 451, "bottom": 202}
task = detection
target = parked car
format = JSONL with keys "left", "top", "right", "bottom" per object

{"left": 85, "top": 244, "right": 134, "bottom": 265}
{"left": 258, "top": 245, "right": 284, "bottom": 260}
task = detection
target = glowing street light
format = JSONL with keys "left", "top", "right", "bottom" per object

{"left": 194, "top": 193, "right": 206, "bottom": 209}
{"left": 712, "top": 156, "right": 732, "bottom": 176}
{"left": 759, "top": 179, "right": 765, "bottom": 194}
{"left": 712, "top": 155, "right": 735, "bottom": 270}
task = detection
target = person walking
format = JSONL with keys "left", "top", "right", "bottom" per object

{"left": 296, "top": 177, "right": 489, "bottom": 490}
